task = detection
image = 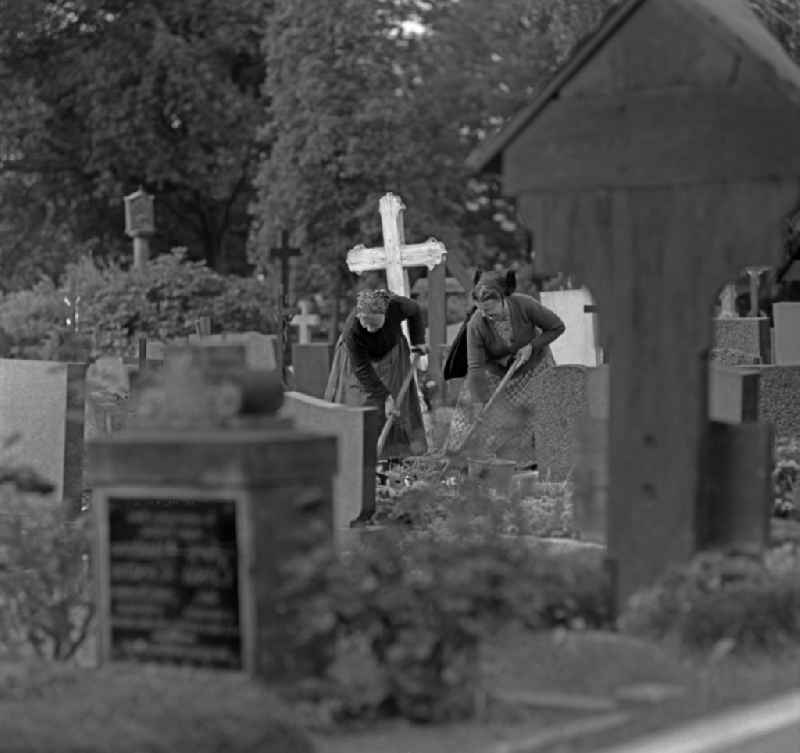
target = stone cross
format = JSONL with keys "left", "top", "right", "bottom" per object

{"left": 290, "top": 299, "right": 320, "bottom": 344}
{"left": 744, "top": 266, "right": 770, "bottom": 317}
{"left": 347, "top": 194, "right": 446, "bottom": 301}
{"left": 347, "top": 193, "right": 447, "bottom": 352}
{"left": 63, "top": 278, "right": 81, "bottom": 332}
{"left": 718, "top": 283, "right": 738, "bottom": 318}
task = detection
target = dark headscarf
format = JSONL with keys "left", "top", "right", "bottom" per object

{"left": 471, "top": 270, "right": 516, "bottom": 303}
{"left": 355, "top": 288, "right": 390, "bottom": 316}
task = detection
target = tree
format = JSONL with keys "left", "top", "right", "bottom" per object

{"left": 251, "top": 0, "right": 615, "bottom": 328}
{"left": 0, "top": 0, "right": 269, "bottom": 288}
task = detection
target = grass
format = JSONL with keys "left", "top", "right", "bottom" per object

{"left": 313, "top": 625, "right": 800, "bottom": 753}
{"left": 0, "top": 662, "right": 315, "bottom": 753}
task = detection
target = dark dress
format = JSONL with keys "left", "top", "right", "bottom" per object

{"left": 324, "top": 295, "right": 427, "bottom": 459}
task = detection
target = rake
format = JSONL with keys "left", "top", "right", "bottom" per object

{"left": 447, "top": 350, "right": 526, "bottom": 455}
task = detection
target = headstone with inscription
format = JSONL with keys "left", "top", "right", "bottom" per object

{"left": 88, "top": 358, "right": 337, "bottom": 680}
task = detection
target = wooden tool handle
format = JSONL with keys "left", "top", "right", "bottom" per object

{"left": 376, "top": 356, "right": 419, "bottom": 457}
{"left": 452, "top": 352, "right": 525, "bottom": 453}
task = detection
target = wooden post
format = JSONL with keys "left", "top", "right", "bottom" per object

{"left": 427, "top": 262, "right": 447, "bottom": 389}
{"left": 124, "top": 188, "right": 155, "bottom": 270}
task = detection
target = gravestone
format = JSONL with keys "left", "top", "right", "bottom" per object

{"left": 468, "top": 0, "right": 800, "bottom": 603}
{"left": 290, "top": 343, "right": 334, "bottom": 399}
{"left": 708, "top": 365, "right": 760, "bottom": 424}
{"left": 85, "top": 356, "right": 130, "bottom": 438}
{"left": 528, "top": 365, "right": 590, "bottom": 481}
{"left": 289, "top": 300, "right": 320, "bottom": 345}
{"left": 0, "top": 358, "right": 87, "bottom": 507}
{"left": 88, "top": 367, "right": 337, "bottom": 680}
{"left": 281, "top": 392, "right": 379, "bottom": 539}
{"left": 187, "top": 332, "right": 279, "bottom": 371}
{"left": 540, "top": 289, "right": 601, "bottom": 366}
{"left": 575, "top": 364, "right": 773, "bottom": 550}
{"left": 773, "top": 302, "right": 800, "bottom": 364}
{"left": 713, "top": 316, "right": 771, "bottom": 363}
{"left": 752, "top": 364, "right": 800, "bottom": 439}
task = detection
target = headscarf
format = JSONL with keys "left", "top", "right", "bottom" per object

{"left": 355, "top": 288, "right": 390, "bottom": 316}
{"left": 472, "top": 271, "right": 510, "bottom": 303}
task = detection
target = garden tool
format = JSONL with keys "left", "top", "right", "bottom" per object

{"left": 376, "top": 352, "right": 421, "bottom": 457}
{"left": 449, "top": 350, "right": 526, "bottom": 454}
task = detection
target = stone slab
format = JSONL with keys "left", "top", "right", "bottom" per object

{"left": 773, "top": 302, "right": 800, "bottom": 365}
{"left": 540, "top": 288, "right": 601, "bottom": 366}
{"left": 282, "top": 392, "right": 379, "bottom": 539}
{"left": 751, "top": 365, "right": 800, "bottom": 439}
{"left": 0, "top": 358, "right": 86, "bottom": 504}
{"left": 713, "top": 316, "right": 771, "bottom": 363}
{"left": 188, "top": 332, "right": 279, "bottom": 371}
{"left": 708, "top": 365, "right": 760, "bottom": 423}
{"left": 529, "top": 365, "right": 589, "bottom": 481}
{"left": 291, "top": 343, "right": 334, "bottom": 399}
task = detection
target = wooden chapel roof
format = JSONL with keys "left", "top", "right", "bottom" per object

{"left": 467, "top": 0, "right": 800, "bottom": 174}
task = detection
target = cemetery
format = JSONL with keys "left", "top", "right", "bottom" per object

{"left": 2, "top": 0, "right": 800, "bottom": 752}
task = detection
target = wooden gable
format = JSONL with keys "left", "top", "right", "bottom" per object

{"left": 470, "top": 0, "right": 800, "bottom": 192}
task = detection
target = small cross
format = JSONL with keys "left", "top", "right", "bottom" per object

{"left": 290, "top": 299, "right": 321, "bottom": 344}
{"left": 63, "top": 279, "right": 81, "bottom": 332}
{"left": 269, "top": 230, "right": 301, "bottom": 308}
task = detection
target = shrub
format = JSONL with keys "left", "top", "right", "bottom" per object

{"left": 0, "top": 278, "right": 66, "bottom": 359}
{"left": 0, "top": 251, "right": 279, "bottom": 361}
{"left": 280, "top": 526, "right": 611, "bottom": 725}
{"left": 0, "top": 471, "right": 93, "bottom": 661}
{"left": 620, "top": 549, "right": 800, "bottom": 655}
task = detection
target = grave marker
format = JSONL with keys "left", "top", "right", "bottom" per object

{"left": 0, "top": 358, "right": 87, "bottom": 508}
{"left": 290, "top": 299, "right": 320, "bottom": 344}
{"left": 347, "top": 193, "right": 447, "bottom": 374}
{"left": 89, "top": 372, "right": 338, "bottom": 680}
{"left": 270, "top": 230, "right": 301, "bottom": 371}
{"left": 97, "top": 492, "right": 247, "bottom": 670}
{"left": 540, "top": 288, "right": 601, "bottom": 366}
{"left": 773, "top": 302, "right": 800, "bottom": 364}
{"left": 123, "top": 187, "right": 155, "bottom": 270}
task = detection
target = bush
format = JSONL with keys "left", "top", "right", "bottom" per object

{"left": 280, "top": 527, "right": 611, "bottom": 725}
{"left": 620, "top": 549, "right": 800, "bottom": 655}
{"left": 0, "top": 470, "right": 93, "bottom": 661}
{"left": 0, "top": 278, "right": 67, "bottom": 359}
{"left": 0, "top": 251, "right": 279, "bottom": 361}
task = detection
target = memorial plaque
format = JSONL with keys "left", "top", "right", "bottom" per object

{"left": 99, "top": 495, "right": 246, "bottom": 670}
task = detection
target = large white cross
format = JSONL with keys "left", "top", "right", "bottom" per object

{"left": 346, "top": 193, "right": 446, "bottom": 299}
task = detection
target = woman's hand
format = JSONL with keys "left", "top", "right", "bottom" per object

{"left": 385, "top": 394, "right": 397, "bottom": 419}
{"left": 516, "top": 343, "right": 534, "bottom": 364}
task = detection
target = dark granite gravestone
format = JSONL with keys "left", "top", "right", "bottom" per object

{"left": 291, "top": 343, "right": 334, "bottom": 399}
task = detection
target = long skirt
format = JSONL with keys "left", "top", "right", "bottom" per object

{"left": 324, "top": 336, "right": 427, "bottom": 460}
{"left": 443, "top": 349, "right": 555, "bottom": 466}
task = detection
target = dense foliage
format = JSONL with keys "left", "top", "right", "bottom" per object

{"left": 0, "top": 251, "right": 277, "bottom": 360}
